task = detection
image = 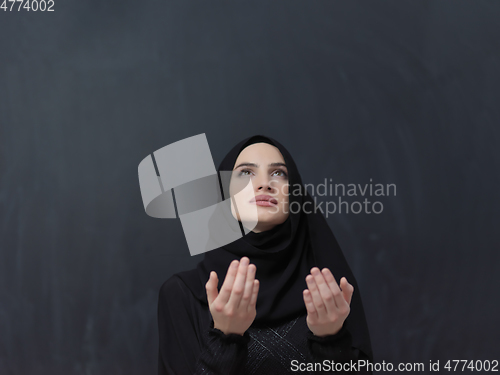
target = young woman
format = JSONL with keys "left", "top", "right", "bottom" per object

{"left": 157, "top": 135, "right": 373, "bottom": 374}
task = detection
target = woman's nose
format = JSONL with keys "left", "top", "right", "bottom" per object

{"left": 255, "top": 175, "right": 273, "bottom": 191}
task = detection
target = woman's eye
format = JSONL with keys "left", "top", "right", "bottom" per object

{"left": 239, "top": 169, "right": 252, "bottom": 176}
{"left": 272, "top": 169, "right": 288, "bottom": 177}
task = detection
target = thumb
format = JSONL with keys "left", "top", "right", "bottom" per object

{"left": 205, "top": 271, "right": 219, "bottom": 306}
{"left": 341, "top": 277, "right": 354, "bottom": 305}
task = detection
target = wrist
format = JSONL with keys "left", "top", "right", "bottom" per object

{"left": 311, "top": 323, "right": 345, "bottom": 338}
{"left": 213, "top": 324, "right": 244, "bottom": 336}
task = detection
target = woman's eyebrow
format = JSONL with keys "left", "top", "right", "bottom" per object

{"left": 234, "top": 162, "right": 287, "bottom": 169}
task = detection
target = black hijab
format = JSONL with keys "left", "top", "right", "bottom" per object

{"left": 176, "top": 135, "right": 373, "bottom": 360}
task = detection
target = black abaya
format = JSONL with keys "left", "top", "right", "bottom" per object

{"left": 158, "top": 274, "right": 371, "bottom": 374}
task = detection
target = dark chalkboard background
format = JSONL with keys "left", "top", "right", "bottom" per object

{"left": 1, "top": 1, "right": 499, "bottom": 374}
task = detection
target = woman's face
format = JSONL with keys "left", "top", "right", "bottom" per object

{"left": 229, "top": 142, "right": 289, "bottom": 233}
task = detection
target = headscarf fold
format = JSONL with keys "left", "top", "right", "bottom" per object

{"left": 176, "top": 135, "right": 373, "bottom": 360}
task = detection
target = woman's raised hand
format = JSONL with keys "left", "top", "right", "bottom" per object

{"left": 205, "top": 256, "right": 259, "bottom": 336}
{"left": 303, "top": 267, "right": 354, "bottom": 337}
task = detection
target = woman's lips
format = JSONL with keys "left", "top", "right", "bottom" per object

{"left": 249, "top": 195, "right": 278, "bottom": 206}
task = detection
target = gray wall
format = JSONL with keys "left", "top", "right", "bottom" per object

{"left": 1, "top": 1, "right": 499, "bottom": 374}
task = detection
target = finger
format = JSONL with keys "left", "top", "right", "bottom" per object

{"left": 205, "top": 271, "right": 219, "bottom": 306}
{"left": 302, "top": 289, "right": 319, "bottom": 320}
{"left": 227, "top": 256, "right": 250, "bottom": 308}
{"left": 248, "top": 279, "right": 259, "bottom": 312}
{"left": 311, "top": 267, "right": 338, "bottom": 314}
{"left": 305, "top": 273, "right": 327, "bottom": 316}
{"left": 239, "top": 263, "right": 256, "bottom": 310}
{"left": 218, "top": 260, "right": 240, "bottom": 303}
{"left": 321, "top": 268, "right": 348, "bottom": 309}
{"left": 340, "top": 277, "right": 354, "bottom": 305}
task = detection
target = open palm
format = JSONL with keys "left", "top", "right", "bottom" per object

{"left": 302, "top": 267, "right": 354, "bottom": 337}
